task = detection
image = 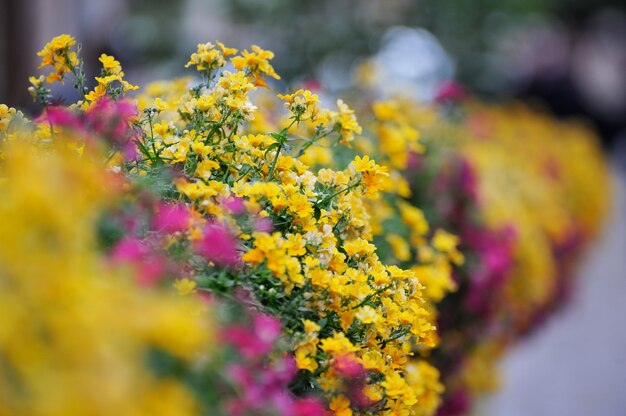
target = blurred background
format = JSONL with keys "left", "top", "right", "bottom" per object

{"left": 1, "top": 0, "right": 625, "bottom": 414}
{"left": 1, "top": 0, "right": 625, "bottom": 150}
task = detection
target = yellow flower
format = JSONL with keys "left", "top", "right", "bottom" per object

{"left": 186, "top": 41, "right": 236, "bottom": 72}
{"left": 332, "top": 99, "right": 362, "bottom": 145}
{"left": 319, "top": 333, "right": 359, "bottom": 355}
{"left": 295, "top": 348, "right": 319, "bottom": 372}
{"left": 232, "top": 44, "right": 281, "bottom": 87}
{"left": 329, "top": 395, "right": 352, "bottom": 416}
{"left": 398, "top": 201, "right": 429, "bottom": 236}
{"left": 0, "top": 137, "right": 213, "bottom": 414}
{"left": 303, "top": 319, "right": 321, "bottom": 333}
{"left": 432, "top": 229, "right": 459, "bottom": 253}
{"left": 277, "top": 89, "right": 321, "bottom": 122}
{"left": 355, "top": 305, "right": 379, "bottom": 324}
{"left": 287, "top": 193, "right": 313, "bottom": 219}
{"left": 382, "top": 372, "right": 409, "bottom": 397}
{"left": 174, "top": 278, "right": 197, "bottom": 295}
{"left": 195, "top": 159, "right": 220, "bottom": 179}
{"left": 99, "top": 53, "right": 122, "bottom": 74}
{"left": 193, "top": 94, "right": 218, "bottom": 112}
{"left": 350, "top": 155, "right": 375, "bottom": 173}
{"left": 36, "top": 34, "right": 78, "bottom": 84}
{"left": 405, "top": 360, "right": 444, "bottom": 416}
{"left": 27, "top": 75, "right": 41, "bottom": 88}
{"left": 362, "top": 350, "right": 385, "bottom": 371}
{"left": 386, "top": 234, "right": 411, "bottom": 262}
{"left": 343, "top": 238, "right": 375, "bottom": 258}
{"left": 285, "top": 233, "right": 307, "bottom": 256}
{"left": 0, "top": 104, "right": 18, "bottom": 133}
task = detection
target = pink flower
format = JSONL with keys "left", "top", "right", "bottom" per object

{"left": 85, "top": 98, "right": 137, "bottom": 144}
{"left": 227, "top": 364, "right": 254, "bottom": 390}
{"left": 438, "top": 389, "right": 470, "bottom": 416}
{"left": 38, "top": 106, "right": 83, "bottom": 130}
{"left": 435, "top": 80, "right": 467, "bottom": 103}
{"left": 458, "top": 158, "right": 478, "bottom": 202}
{"left": 253, "top": 313, "right": 282, "bottom": 345}
{"left": 334, "top": 354, "right": 366, "bottom": 379}
{"left": 221, "top": 311, "right": 324, "bottom": 416}
{"left": 121, "top": 141, "right": 138, "bottom": 161}
{"left": 110, "top": 237, "right": 165, "bottom": 286}
{"left": 194, "top": 223, "right": 240, "bottom": 267}
{"left": 197, "top": 291, "right": 214, "bottom": 304}
{"left": 462, "top": 226, "right": 516, "bottom": 315}
{"left": 333, "top": 354, "right": 372, "bottom": 409}
{"left": 270, "top": 355, "right": 297, "bottom": 385}
{"left": 255, "top": 217, "right": 274, "bottom": 233}
{"left": 152, "top": 202, "right": 190, "bottom": 233}
{"left": 223, "top": 326, "right": 265, "bottom": 359}
{"left": 224, "top": 196, "right": 246, "bottom": 215}
{"left": 406, "top": 151, "right": 423, "bottom": 171}
{"left": 223, "top": 314, "right": 282, "bottom": 360}
{"left": 292, "top": 398, "right": 326, "bottom": 416}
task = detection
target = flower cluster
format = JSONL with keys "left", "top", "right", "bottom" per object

{"left": 0, "top": 35, "right": 454, "bottom": 416}
{"left": 221, "top": 306, "right": 326, "bottom": 415}
{"left": 36, "top": 34, "right": 79, "bottom": 83}
{"left": 0, "top": 123, "right": 328, "bottom": 416}
{"left": 342, "top": 87, "right": 609, "bottom": 415}
{"left": 84, "top": 53, "right": 138, "bottom": 103}
{"left": 0, "top": 34, "right": 609, "bottom": 416}
{"left": 129, "top": 40, "right": 443, "bottom": 415}
{"left": 0, "top": 138, "right": 214, "bottom": 415}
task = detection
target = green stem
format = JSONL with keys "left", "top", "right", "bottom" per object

{"left": 65, "top": 48, "right": 86, "bottom": 96}
{"left": 266, "top": 118, "right": 298, "bottom": 181}
{"left": 146, "top": 111, "right": 160, "bottom": 162}
{"left": 317, "top": 180, "right": 361, "bottom": 207}
{"left": 295, "top": 127, "right": 335, "bottom": 158}
{"left": 266, "top": 141, "right": 283, "bottom": 181}
{"left": 379, "top": 327, "right": 410, "bottom": 347}
{"left": 351, "top": 285, "right": 391, "bottom": 310}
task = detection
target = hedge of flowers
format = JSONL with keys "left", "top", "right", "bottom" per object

{"left": 337, "top": 95, "right": 610, "bottom": 415}
{"left": 0, "top": 35, "right": 609, "bottom": 416}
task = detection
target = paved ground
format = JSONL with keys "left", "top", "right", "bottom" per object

{"left": 481, "top": 167, "right": 626, "bottom": 416}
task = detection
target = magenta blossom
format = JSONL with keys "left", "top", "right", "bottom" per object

{"left": 255, "top": 217, "right": 274, "bottom": 233}
{"left": 85, "top": 98, "right": 137, "bottom": 141}
{"left": 152, "top": 202, "right": 190, "bottom": 233}
{"left": 334, "top": 354, "right": 366, "bottom": 379}
{"left": 291, "top": 398, "right": 326, "bottom": 416}
{"left": 435, "top": 80, "right": 467, "bottom": 103}
{"left": 37, "top": 106, "right": 83, "bottom": 131}
{"left": 253, "top": 314, "right": 282, "bottom": 345}
{"left": 110, "top": 237, "right": 165, "bottom": 286}
{"left": 458, "top": 158, "right": 478, "bottom": 203}
{"left": 406, "top": 151, "right": 422, "bottom": 171}
{"left": 194, "top": 222, "right": 240, "bottom": 267}
{"left": 438, "top": 389, "right": 470, "bottom": 416}
{"left": 224, "top": 196, "right": 246, "bottom": 215}
{"left": 333, "top": 354, "right": 373, "bottom": 410}
{"left": 223, "top": 314, "right": 282, "bottom": 360}
{"left": 222, "top": 313, "right": 325, "bottom": 416}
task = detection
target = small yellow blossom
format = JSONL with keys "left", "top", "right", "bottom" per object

{"left": 329, "top": 395, "right": 352, "bottom": 416}
{"left": 174, "top": 278, "right": 197, "bottom": 295}
{"left": 232, "top": 45, "right": 281, "bottom": 87}
{"left": 99, "top": 53, "right": 122, "bottom": 74}
{"left": 186, "top": 41, "right": 236, "bottom": 72}
{"left": 36, "top": 34, "right": 79, "bottom": 83}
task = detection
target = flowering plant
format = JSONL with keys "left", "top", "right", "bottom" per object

{"left": 334, "top": 89, "right": 609, "bottom": 414}
{"left": 0, "top": 35, "right": 456, "bottom": 416}
{"left": 0, "top": 34, "right": 609, "bottom": 416}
